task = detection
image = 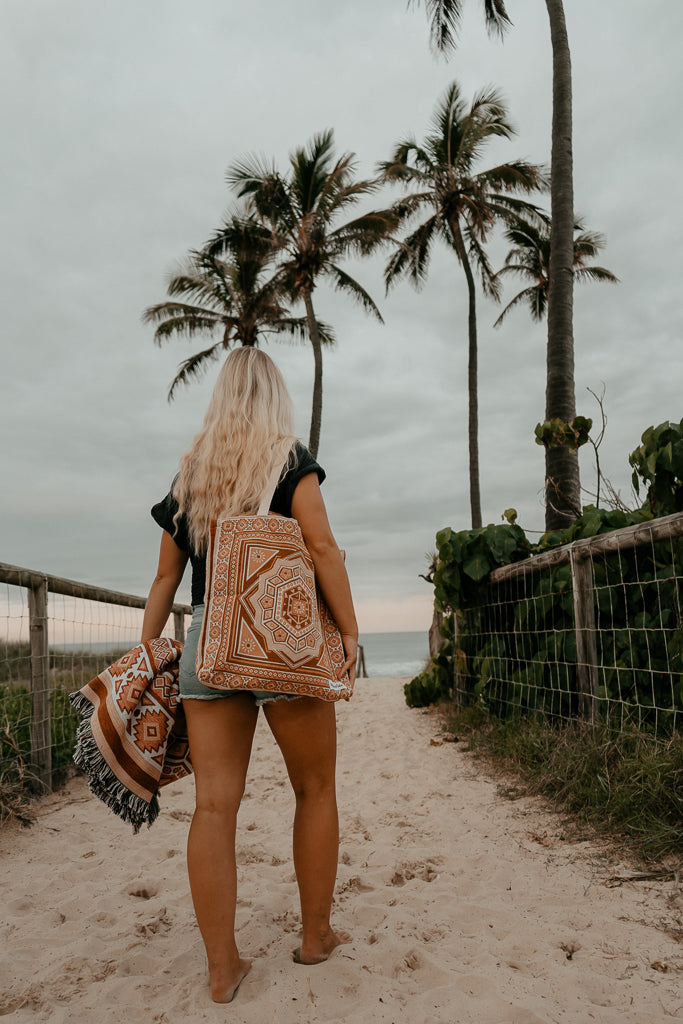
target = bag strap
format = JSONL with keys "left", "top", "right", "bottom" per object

{"left": 257, "top": 460, "right": 284, "bottom": 515}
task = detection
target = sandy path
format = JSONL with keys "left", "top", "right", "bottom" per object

{"left": 0, "top": 676, "right": 681, "bottom": 1023}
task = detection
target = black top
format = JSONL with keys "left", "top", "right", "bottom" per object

{"left": 151, "top": 442, "right": 325, "bottom": 607}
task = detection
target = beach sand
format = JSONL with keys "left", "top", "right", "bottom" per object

{"left": 0, "top": 676, "right": 681, "bottom": 1023}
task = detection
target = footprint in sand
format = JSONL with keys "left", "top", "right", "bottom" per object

{"left": 135, "top": 909, "right": 172, "bottom": 937}
{"left": 338, "top": 875, "right": 374, "bottom": 896}
{"left": 390, "top": 861, "right": 441, "bottom": 886}
{"left": 390, "top": 946, "right": 454, "bottom": 987}
{"left": 127, "top": 884, "right": 159, "bottom": 899}
{"left": 168, "top": 809, "right": 192, "bottom": 822}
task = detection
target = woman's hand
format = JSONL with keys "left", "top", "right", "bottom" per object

{"left": 340, "top": 632, "right": 358, "bottom": 686}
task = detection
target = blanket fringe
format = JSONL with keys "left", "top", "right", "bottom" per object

{"left": 69, "top": 691, "right": 159, "bottom": 833}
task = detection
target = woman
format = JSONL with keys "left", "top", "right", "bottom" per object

{"left": 141, "top": 347, "right": 357, "bottom": 1003}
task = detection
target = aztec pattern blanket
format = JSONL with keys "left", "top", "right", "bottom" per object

{"left": 196, "top": 513, "right": 352, "bottom": 702}
{"left": 69, "top": 638, "right": 192, "bottom": 832}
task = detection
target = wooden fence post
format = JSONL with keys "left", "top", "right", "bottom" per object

{"left": 28, "top": 576, "right": 51, "bottom": 791}
{"left": 569, "top": 550, "right": 600, "bottom": 725}
{"left": 173, "top": 610, "right": 186, "bottom": 644}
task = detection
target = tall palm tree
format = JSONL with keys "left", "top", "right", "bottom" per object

{"left": 379, "top": 81, "right": 545, "bottom": 528}
{"left": 493, "top": 215, "right": 618, "bottom": 327}
{"left": 213, "top": 129, "right": 396, "bottom": 458}
{"left": 143, "top": 215, "right": 331, "bottom": 400}
{"left": 413, "top": 0, "right": 579, "bottom": 529}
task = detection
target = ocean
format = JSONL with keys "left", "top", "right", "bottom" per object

{"left": 357, "top": 631, "right": 429, "bottom": 679}
{"left": 51, "top": 630, "right": 429, "bottom": 680}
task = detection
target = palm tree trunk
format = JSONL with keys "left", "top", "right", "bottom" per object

{"left": 451, "top": 219, "right": 483, "bottom": 529}
{"left": 303, "top": 288, "right": 324, "bottom": 459}
{"left": 544, "top": 0, "right": 580, "bottom": 530}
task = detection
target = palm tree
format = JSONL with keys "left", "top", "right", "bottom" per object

{"left": 213, "top": 129, "right": 396, "bottom": 458}
{"left": 143, "top": 215, "right": 331, "bottom": 400}
{"left": 494, "top": 216, "right": 618, "bottom": 327}
{"left": 379, "top": 81, "right": 545, "bottom": 528}
{"left": 413, "top": 0, "right": 579, "bottom": 529}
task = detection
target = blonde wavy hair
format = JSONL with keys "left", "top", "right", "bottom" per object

{"left": 172, "top": 347, "right": 298, "bottom": 553}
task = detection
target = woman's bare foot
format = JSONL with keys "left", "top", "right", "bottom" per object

{"left": 293, "top": 927, "right": 351, "bottom": 965}
{"left": 209, "top": 958, "right": 252, "bottom": 1003}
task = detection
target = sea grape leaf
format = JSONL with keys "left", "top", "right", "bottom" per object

{"left": 462, "top": 552, "right": 490, "bottom": 581}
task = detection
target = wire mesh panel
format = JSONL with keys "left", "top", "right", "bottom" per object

{"left": 0, "top": 584, "right": 33, "bottom": 808}
{"left": 454, "top": 517, "right": 683, "bottom": 740}
{"left": 455, "top": 563, "right": 578, "bottom": 723}
{"left": 592, "top": 532, "right": 683, "bottom": 734}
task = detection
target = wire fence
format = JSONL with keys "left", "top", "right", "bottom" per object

{"left": 0, "top": 562, "right": 191, "bottom": 806}
{"left": 454, "top": 511, "right": 683, "bottom": 739}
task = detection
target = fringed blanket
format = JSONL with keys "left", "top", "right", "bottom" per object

{"left": 70, "top": 638, "right": 192, "bottom": 832}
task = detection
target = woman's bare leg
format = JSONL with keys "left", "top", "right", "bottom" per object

{"left": 263, "top": 696, "right": 351, "bottom": 964}
{"left": 183, "top": 694, "right": 259, "bottom": 1002}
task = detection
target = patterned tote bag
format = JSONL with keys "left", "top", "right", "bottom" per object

{"left": 195, "top": 462, "right": 353, "bottom": 702}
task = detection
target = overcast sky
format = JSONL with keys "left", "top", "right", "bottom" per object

{"left": 2, "top": 1, "right": 682, "bottom": 633}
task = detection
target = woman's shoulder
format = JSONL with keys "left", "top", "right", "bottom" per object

{"left": 287, "top": 442, "right": 325, "bottom": 484}
{"left": 271, "top": 443, "right": 325, "bottom": 517}
{"left": 151, "top": 479, "right": 189, "bottom": 550}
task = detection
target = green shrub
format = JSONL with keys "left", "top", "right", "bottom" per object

{"left": 629, "top": 419, "right": 683, "bottom": 516}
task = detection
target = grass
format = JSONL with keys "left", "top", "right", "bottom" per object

{"left": 443, "top": 703, "right": 683, "bottom": 863}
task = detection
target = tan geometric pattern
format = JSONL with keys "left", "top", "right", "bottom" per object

{"left": 196, "top": 513, "right": 352, "bottom": 702}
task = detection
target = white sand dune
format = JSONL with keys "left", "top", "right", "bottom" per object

{"left": 0, "top": 676, "right": 681, "bottom": 1023}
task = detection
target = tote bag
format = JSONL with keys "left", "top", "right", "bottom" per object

{"left": 195, "top": 463, "right": 353, "bottom": 702}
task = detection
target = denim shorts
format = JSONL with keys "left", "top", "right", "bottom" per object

{"left": 178, "top": 605, "right": 302, "bottom": 707}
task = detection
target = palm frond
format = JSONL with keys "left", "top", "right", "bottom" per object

{"left": 290, "top": 129, "right": 337, "bottom": 216}
{"left": 227, "top": 153, "right": 278, "bottom": 193}
{"left": 450, "top": 85, "right": 515, "bottom": 171}
{"left": 496, "top": 260, "right": 544, "bottom": 281}
{"left": 384, "top": 216, "right": 438, "bottom": 291}
{"left": 379, "top": 138, "right": 435, "bottom": 182}
{"left": 203, "top": 215, "right": 273, "bottom": 262}
{"left": 465, "top": 229, "right": 501, "bottom": 300}
{"left": 228, "top": 159, "right": 295, "bottom": 231}
{"left": 476, "top": 160, "right": 548, "bottom": 194}
{"left": 272, "top": 316, "right": 336, "bottom": 346}
{"left": 329, "top": 265, "right": 384, "bottom": 321}
{"left": 572, "top": 229, "right": 608, "bottom": 260}
{"left": 485, "top": 195, "right": 548, "bottom": 225}
{"left": 483, "top": 0, "right": 512, "bottom": 38}
{"left": 316, "top": 158, "right": 377, "bottom": 219}
{"left": 500, "top": 217, "right": 548, "bottom": 252}
{"left": 409, "top": 0, "right": 510, "bottom": 53}
{"left": 329, "top": 209, "right": 398, "bottom": 256}
{"left": 161, "top": 265, "right": 228, "bottom": 311}
{"left": 142, "top": 305, "right": 227, "bottom": 344}
{"left": 167, "top": 342, "right": 227, "bottom": 401}
{"left": 409, "top": 0, "right": 462, "bottom": 53}
{"left": 493, "top": 285, "right": 543, "bottom": 327}
{"left": 574, "top": 265, "right": 619, "bottom": 284}
{"left": 390, "top": 192, "right": 435, "bottom": 223}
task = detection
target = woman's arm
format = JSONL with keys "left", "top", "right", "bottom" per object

{"left": 141, "top": 530, "right": 189, "bottom": 641}
{"left": 290, "top": 473, "right": 358, "bottom": 683}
